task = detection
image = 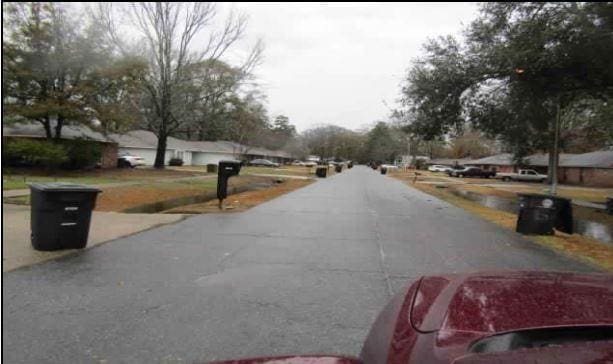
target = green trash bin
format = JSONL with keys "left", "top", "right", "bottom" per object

{"left": 29, "top": 183, "right": 101, "bottom": 251}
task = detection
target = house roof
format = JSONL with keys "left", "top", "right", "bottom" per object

{"left": 465, "top": 151, "right": 613, "bottom": 169}
{"left": 3, "top": 122, "right": 114, "bottom": 143}
{"left": 108, "top": 131, "right": 155, "bottom": 149}
{"left": 427, "top": 157, "right": 475, "bottom": 166}
{"left": 561, "top": 150, "right": 613, "bottom": 168}
{"left": 466, "top": 153, "right": 515, "bottom": 166}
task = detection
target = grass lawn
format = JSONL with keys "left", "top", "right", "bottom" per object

{"left": 165, "top": 179, "right": 314, "bottom": 214}
{"left": 3, "top": 175, "right": 118, "bottom": 190}
{"left": 94, "top": 175, "right": 271, "bottom": 212}
{"left": 488, "top": 184, "right": 613, "bottom": 203}
{"left": 2, "top": 167, "right": 205, "bottom": 191}
{"left": 390, "top": 170, "right": 613, "bottom": 202}
{"left": 241, "top": 166, "right": 316, "bottom": 176}
{"left": 170, "top": 165, "right": 317, "bottom": 176}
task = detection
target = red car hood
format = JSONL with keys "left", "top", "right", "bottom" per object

{"left": 208, "top": 356, "right": 360, "bottom": 364}
{"left": 411, "top": 271, "right": 613, "bottom": 334}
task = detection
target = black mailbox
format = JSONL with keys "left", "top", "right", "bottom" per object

{"left": 217, "top": 160, "right": 241, "bottom": 207}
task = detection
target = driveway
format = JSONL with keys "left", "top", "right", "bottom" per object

{"left": 2, "top": 166, "right": 593, "bottom": 363}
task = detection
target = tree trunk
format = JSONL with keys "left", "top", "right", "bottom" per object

{"left": 154, "top": 132, "right": 167, "bottom": 169}
{"left": 41, "top": 116, "right": 52, "bottom": 139}
{"left": 54, "top": 114, "right": 64, "bottom": 139}
{"left": 546, "top": 144, "right": 555, "bottom": 184}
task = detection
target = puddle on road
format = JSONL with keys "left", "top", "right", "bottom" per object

{"left": 449, "top": 189, "right": 613, "bottom": 244}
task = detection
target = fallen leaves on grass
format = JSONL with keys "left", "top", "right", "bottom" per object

{"left": 94, "top": 176, "right": 268, "bottom": 212}
{"left": 164, "top": 179, "right": 313, "bottom": 214}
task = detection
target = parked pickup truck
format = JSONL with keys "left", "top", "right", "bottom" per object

{"left": 496, "top": 169, "right": 547, "bottom": 183}
{"left": 448, "top": 166, "right": 496, "bottom": 178}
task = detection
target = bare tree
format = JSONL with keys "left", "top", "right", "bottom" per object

{"left": 99, "top": 2, "right": 263, "bottom": 168}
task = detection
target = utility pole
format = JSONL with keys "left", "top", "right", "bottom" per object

{"left": 550, "top": 95, "right": 561, "bottom": 195}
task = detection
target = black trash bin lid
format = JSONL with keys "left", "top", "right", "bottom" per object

{"left": 28, "top": 182, "right": 101, "bottom": 193}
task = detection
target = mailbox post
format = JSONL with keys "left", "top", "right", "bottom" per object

{"left": 217, "top": 160, "right": 242, "bottom": 209}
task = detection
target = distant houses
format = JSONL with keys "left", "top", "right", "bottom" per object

{"left": 426, "top": 151, "right": 613, "bottom": 187}
{"left": 3, "top": 123, "right": 295, "bottom": 168}
{"left": 109, "top": 130, "right": 294, "bottom": 166}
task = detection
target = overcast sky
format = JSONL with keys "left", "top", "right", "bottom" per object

{"left": 219, "top": 2, "right": 479, "bottom": 132}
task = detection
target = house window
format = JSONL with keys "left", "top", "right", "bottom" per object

{"left": 175, "top": 151, "right": 184, "bottom": 160}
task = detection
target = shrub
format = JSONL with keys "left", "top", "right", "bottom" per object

{"left": 168, "top": 158, "right": 184, "bottom": 166}
{"left": 4, "top": 138, "right": 68, "bottom": 168}
{"left": 61, "top": 139, "right": 102, "bottom": 169}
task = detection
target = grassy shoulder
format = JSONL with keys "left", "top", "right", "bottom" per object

{"left": 425, "top": 171, "right": 612, "bottom": 203}
{"left": 241, "top": 165, "right": 316, "bottom": 176}
{"left": 2, "top": 167, "right": 206, "bottom": 191}
{"left": 391, "top": 172, "right": 613, "bottom": 272}
{"left": 94, "top": 175, "right": 268, "bottom": 212}
{"left": 164, "top": 178, "right": 314, "bottom": 214}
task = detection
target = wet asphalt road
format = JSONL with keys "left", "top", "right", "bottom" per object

{"left": 3, "top": 166, "right": 594, "bottom": 363}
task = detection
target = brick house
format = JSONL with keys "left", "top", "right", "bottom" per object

{"left": 466, "top": 151, "right": 613, "bottom": 187}
{"left": 3, "top": 122, "right": 118, "bottom": 168}
{"left": 557, "top": 151, "right": 613, "bottom": 187}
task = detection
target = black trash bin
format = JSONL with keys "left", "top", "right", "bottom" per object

{"left": 316, "top": 167, "right": 327, "bottom": 178}
{"left": 30, "top": 183, "right": 101, "bottom": 251}
{"left": 380, "top": 166, "right": 388, "bottom": 175}
{"left": 516, "top": 193, "right": 573, "bottom": 235}
{"left": 348, "top": 162, "right": 353, "bottom": 169}
{"left": 607, "top": 197, "right": 613, "bottom": 215}
{"left": 335, "top": 164, "right": 342, "bottom": 173}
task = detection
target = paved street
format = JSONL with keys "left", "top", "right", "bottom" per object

{"left": 2, "top": 166, "right": 594, "bottom": 363}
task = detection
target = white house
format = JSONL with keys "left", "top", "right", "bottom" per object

{"left": 110, "top": 130, "right": 294, "bottom": 166}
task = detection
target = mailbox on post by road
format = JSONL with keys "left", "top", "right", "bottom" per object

{"left": 217, "top": 160, "right": 241, "bottom": 209}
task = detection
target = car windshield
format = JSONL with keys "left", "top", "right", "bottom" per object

{"left": 3, "top": 3, "right": 612, "bottom": 364}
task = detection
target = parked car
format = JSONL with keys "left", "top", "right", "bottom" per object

{"left": 248, "top": 159, "right": 280, "bottom": 167}
{"left": 380, "top": 164, "right": 399, "bottom": 170}
{"left": 497, "top": 169, "right": 548, "bottom": 183}
{"left": 210, "top": 271, "right": 613, "bottom": 364}
{"left": 117, "top": 154, "right": 146, "bottom": 168}
{"left": 291, "top": 160, "right": 306, "bottom": 166}
{"left": 303, "top": 161, "right": 317, "bottom": 167}
{"left": 428, "top": 164, "right": 452, "bottom": 172}
{"left": 449, "top": 166, "right": 496, "bottom": 178}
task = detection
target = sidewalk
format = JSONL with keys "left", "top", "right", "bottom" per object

{"left": 2, "top": 204, "right": 186, "bottom": 272}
